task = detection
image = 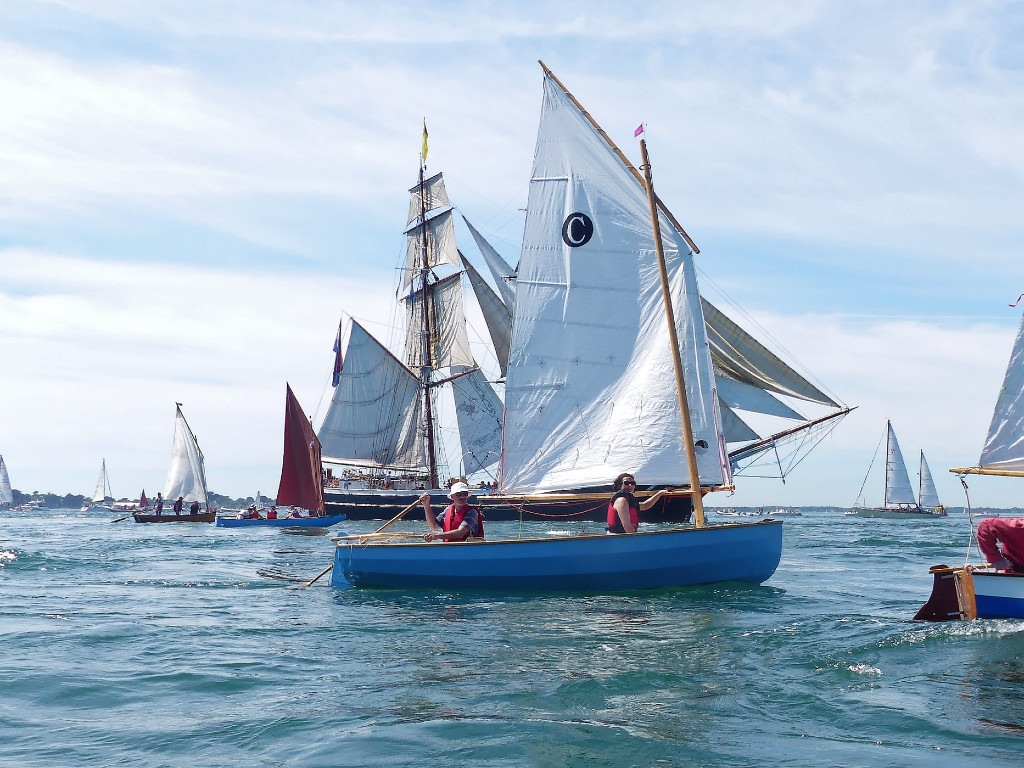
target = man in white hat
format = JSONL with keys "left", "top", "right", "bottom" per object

{"left": 419, "top": 482, "right": 485, "bottom": 542}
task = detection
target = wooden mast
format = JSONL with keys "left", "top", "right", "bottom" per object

{"left": 539, "top": 60, "right": 699, "bottom": 255}
{"left": 417, "top": 146, "right": 440, "bottom": 489}
{"left": 640, "top": 138, "right": 706, "bottom": 528}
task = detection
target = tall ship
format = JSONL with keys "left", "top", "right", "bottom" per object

{"left": 320, "top": 67, "right": 851, "bottom": 522}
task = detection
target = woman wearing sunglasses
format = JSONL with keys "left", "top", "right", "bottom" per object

{"left": 607, "top": 473, "right": 671, "bottom": 534}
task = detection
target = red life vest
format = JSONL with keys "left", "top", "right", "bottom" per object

{"left": 443, "top": 504, "right": 485, "bottom": 539}
{"left": 607, "top": 494, "right": 639, "bottom": 533}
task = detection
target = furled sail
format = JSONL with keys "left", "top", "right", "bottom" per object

{"left": 0, "top": 455, "right": 12, "bottom": 505}
{"left": 500, "top": 71, "right": 727, "bottom": 494}
{"left": 451, "top": 368, "right": 504, "bottom": 475}
{"left": 277, "top": 384, "right": 325, "bottom": 514}
{"left": 462, "top": 215, "right": 517, "bottom": 311}
{"left": 318, "top": 321, "right": 426, "bottom": 470}
{"left": 163, "top": 405, "right": 209, "bottom": 506}
{"left": 884, "top": 422, "right": 916, "bottom": 506}
{"left": 460, "top": 253, "right": 512, "bottom": 377}
{"left": 918, "top": 451, "right": 940, "bottom": 509}
{"left": 979, "top": 311, "right": 1024, "bottom": 472}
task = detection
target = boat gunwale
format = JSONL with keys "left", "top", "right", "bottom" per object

{"left": 333, "top": 518, "right": 783, "bottom": 548}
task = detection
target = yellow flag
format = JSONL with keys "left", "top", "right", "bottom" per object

{"left": 422, "top": 119, "right": 429, "bottom": 161}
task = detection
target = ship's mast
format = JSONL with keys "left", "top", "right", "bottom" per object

{"left": 417, "top": 156, "right": 440, "bottom": 489}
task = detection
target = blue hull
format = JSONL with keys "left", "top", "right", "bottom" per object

{"left": 973, "top": 572, "right": 1024, "bottom": 619}
{"left": 331, "top": 520, "right": 782, "bottom": 591}
{"left": 216, "top": 514, "right": 347, "bottom": 528}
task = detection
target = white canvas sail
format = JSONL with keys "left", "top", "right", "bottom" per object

{"left": 401, "top": 208, "right": 460, "bottom": 292}
{"left": 403, "top": 272, "right": 475, "bottom": 371}
{"left": 163, "top": 406, "right": 209, "bottom": 506}
{"left": 407, "top": 171, "right": 450, "bottom": 226}
{"left": 91, "top": 459, "right": 111, "bottom": 503}
{"left": 918, "top": 451, "right": 940, "bottom": 509}
{"left": 979, "top": 311, "right": 1024, "bottom": 472}
{"left": 319, "top": 321, "right": 426, "bottom": 470}
{"left": 500, "top": 72, "right": 726, "bottom": 494}
{"left": 460, "top": 253, "right": 512, "bottom": 377}
{"left": 884, "top": 422, "right": 916, "bottom": 506}
{"left": 462, "top": 215, "right": 517, "bottom": 311}
{"left": 0, "top": 455, "right": 12, "bottom": 505}
{"left": 451, "top": 368, "right": 504, "bottom": 475}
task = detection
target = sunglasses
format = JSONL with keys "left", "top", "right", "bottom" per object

{"left": 621, "top": 480, "right": 636, "bottom": 486}
{"left": 453, "top": 491, "right": 469, "bottom": 497}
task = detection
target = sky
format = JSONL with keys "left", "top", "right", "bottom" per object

{"left": 2, "top": 0, "right": 1024, "bottom": 508}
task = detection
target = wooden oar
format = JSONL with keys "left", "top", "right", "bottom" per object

{"left": 331, "top": 531, "right": 423, "bottom": 542}
{"left": 110, "top": 515, "right": 132, "bottom": 523}
{"left": 374, "top": 497, "right": 425, "bottom": 534}
{"left": 300, "top": 497, "right": 426, "bottom": 588}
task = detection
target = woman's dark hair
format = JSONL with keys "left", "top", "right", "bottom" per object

{"left": 613, "top": 472, "right": 635, "bottom": 492}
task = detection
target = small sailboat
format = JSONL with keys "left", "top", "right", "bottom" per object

{"left": 81, "top": 459, "right": 115, "bottom": 512}
{"left": 329, "top": 63, "right": 783, "bottom": 591}
{"left": 218, "top": 385, "right": 346, "bottom": 527}
{"left": 850, "top": 421, "right": 946, "bottom": 519}
{"left": 917, "top": 308, "right": 1024, "bottom": 620}
{"left": 0, "top": 455, "right": 13, "bottom": 509}
{"left": 134, "top": 404, "right": 215, "bottom": 523}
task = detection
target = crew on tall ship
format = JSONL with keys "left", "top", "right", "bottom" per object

{"left": 978, "top": 516, "right": 1024, "bottom": 572}
{"left": 419, "top": 482, "right": 484, "bottom": 542}
{"left": 607, "top": 473, "right": 673, "bottom": 534}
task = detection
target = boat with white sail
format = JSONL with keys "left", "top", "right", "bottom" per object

{"left": 917, "top": 307, "right": 1024, "bottom": 620}
{"left": 850, "top": 421, "right": 946, "bottom": 519}
{"left": 0, "top": 455, "right": 12, "bottom": 509}
{"left": 329, "top": 63, "right": 784, "bottom": 591}
{"left": 218, "top": 385, "right": 346, "bottom": 528}
{"left": 134, "top": 404, "right": 215, "bottom": 523}
{"left": 81, "top": 459, "right": 116, "bottom": 512}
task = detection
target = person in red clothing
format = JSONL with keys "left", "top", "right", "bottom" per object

{"left": 419, "top": 482, "right": 484, "bottom": 542}
{"left": 607, "top": 472, "right": 672, "bottom": 533}
{"left": 977, "top": 516, "right": 1024, "bottom": 572}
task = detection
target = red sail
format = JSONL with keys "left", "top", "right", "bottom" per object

{"left": 276, "top": 384, "right": 325, "bottom": 515}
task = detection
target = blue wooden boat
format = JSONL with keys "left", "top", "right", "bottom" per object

{"left": 217, "top": 514, "right": 346, "bottom": 528}
{"left": 331, "top": 520, "right": 782, "bottom": 590}
{"left": 973, "top": 572, "right": 1024, "bottom": 618}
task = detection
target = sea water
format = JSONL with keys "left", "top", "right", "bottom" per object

{"left": 1, "top": 508, "right": 1022, "bottom": 767}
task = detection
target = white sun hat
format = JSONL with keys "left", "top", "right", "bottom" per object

{"left": 447, "top": 481, "right": 471, "bottom": 499}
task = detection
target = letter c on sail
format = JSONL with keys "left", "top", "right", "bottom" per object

{"left": 561, "top": 212, "right": 594, "bottom": 248}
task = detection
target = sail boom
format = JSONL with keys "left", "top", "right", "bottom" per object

{"left": 949, "top": 466, "right": 1024, "bottom": 477}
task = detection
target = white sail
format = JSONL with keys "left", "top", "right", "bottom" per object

{"left": 979, "top": 311, "right": 1024, "bottom": 472}
{"left": 407, "top": 171, "right": 450, "bottom": 226}
{"left": 403, "top": 272, "right": 475, "bottom": 371}
{"left": 500, "top": 72, "right": 726, "bottom": 494}
{"left": 91, "top": 459, "right": 111, "bottom": 503}
{"left": 460, "top": 253, "right": 512, "bottom": 377}
{"left": 319, "top": 321, "right": 426, "bottom": 470}
{"left": 462, "top": 215, "right": 517, "bottom": 311}
{"left": 451, "top": 368, "right": 504, "bottom": 475}
{"left": 163, "top": 405, "right": 209, "bottom": 506}
{"left": 401, "top": 208, "right": 460, "bottom": 292}
{"left": 883, "top": 422, "right": 916, "bottom": 506}
{"left": 918, "top": 451, "right": 941, "bottom": 509}
{"left": 0, "top": 455, "right": 12, "bottom": 505}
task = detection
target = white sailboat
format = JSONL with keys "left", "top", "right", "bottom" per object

{"left": 330, "top": 63, "right": 783, "bottom": 591}
{"left": 81, "top": 459, "right": 115, "bottom": 511}
{"left": 133, "top": 404, "right": 214, "bottom": 523}
{"left": 917, "top": 308, "right": 1024, "bottom": 620}
{"left": 851, "top": 421, "right": 946, "bottom": 518}
{"left": 0, "top": 455, "right": 13, "bottom": 509}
